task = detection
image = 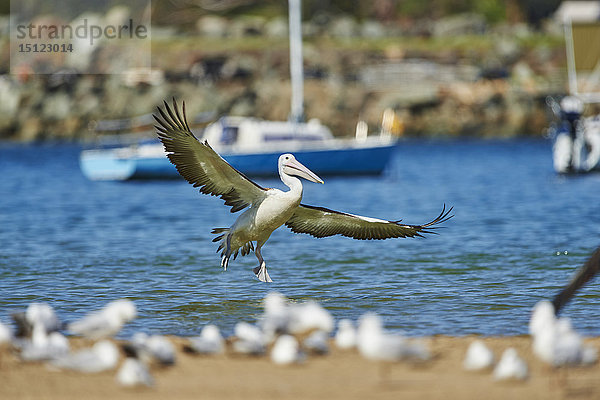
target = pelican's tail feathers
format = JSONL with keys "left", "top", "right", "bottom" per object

{"left": 240, "top": 241, "right": 254, "bottom": 257}
{"left": 253, "top": 261, "right": 273, "bottom": 283}
{"left": 213, "top": 228, "right": 232, "bottom": 270}
{"left": 212, "top": 228, "right": 229, "bottom": 242}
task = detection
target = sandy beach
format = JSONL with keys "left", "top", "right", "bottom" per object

{"left": 1, "top": 335, "right": 599, "bottom": 400}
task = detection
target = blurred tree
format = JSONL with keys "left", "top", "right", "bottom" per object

{"left": 474, "top": 0, "right": 505, "bottom": 23}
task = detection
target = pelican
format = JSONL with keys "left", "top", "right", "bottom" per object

{"left": 154, "top": 99, "right": 453, "bottom": 282}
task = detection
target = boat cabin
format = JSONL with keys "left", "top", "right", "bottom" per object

{"left": 202, "top": 116, "right": 334, "bottom": 149}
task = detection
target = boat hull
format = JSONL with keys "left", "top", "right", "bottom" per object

{"left": 80, "top": 143, "right": 397, "bottom": 180}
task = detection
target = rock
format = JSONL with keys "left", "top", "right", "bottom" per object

{"left": 361, "top": 20, "right": 386, "bottom": 38}
{"left": 329, "top": 15, "right": 359, "bottom": 38}
{"left": 42, "top": 93, "right": 72, "bottom": 120}
{"left": 432, "top": 13, "right": 486, "bottom": 37}
{"left": 196, "top": 15, "right": 229, "bottom": 38}
{"left": 230, "top": 16, "right": 266, "bottom": 38}
{"left": 265, "top": 16, "right": 288, "bottom": 38}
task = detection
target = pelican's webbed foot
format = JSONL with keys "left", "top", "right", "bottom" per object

{"left": 253, "top": 261, "right": 273, "bottom": 283}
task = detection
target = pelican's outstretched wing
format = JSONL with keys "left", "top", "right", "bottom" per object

{"left": 285, "top": 204, "right": 453, "bottom": 240}
{"left": 154, "top": 99, "right": 267, "bottom": 212}
{"left": 552, "top": 246, "right": 600, "bottom": 315}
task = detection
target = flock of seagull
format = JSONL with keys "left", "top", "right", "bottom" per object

{"left": 0, "top": 292, "right": 597, "bottom": 389}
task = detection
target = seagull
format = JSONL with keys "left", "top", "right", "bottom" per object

{"left": 232, "top": 322, "right": 266, "bottom": 355}
{"left": 334, "top": 319, "right": 357, "bottom": 350}
{"left": 124, "top": 333, "right": 176, "bottom": 366}
{"left": 529, "top": 300, "right": 597, "bottom": 366}
{"left": 51, "top": 340, "right": 120, "bottom": 373}
{"left": 187, "top": 325, "right": 225, "bottom": 355}
{"left": 259, "top": 292, "right": 334, "bottom": 337}
{"left": 0, "top": 321, "right": 13, "bottom": 345}
{"left": 303, "top": 330, "right": 330, "bottom": 355}
{"left": 20, "top": 323, "right": 69, "bottom": 362}
{"left": 154, "top": 99, "right": 453, "bottom": 282}
{"left": 68, "top": 299, "right": 136, "bottom": 339}
{"left": 116, "top": 357, "right": 154, "bottom": 387}
{"left": 463, "top": 340, "right": 494, "bottom": 371}
{"left": 271, "top": 334, "right": 303, "bottom": 365}
{"left": 12, "top": 302, "right": 61, "bottom": 338}
{"left": 493, "top": 348, "right": 528, "bottom": 381}
{"left": 356, "top": 313, "right": 430, "bottom": 362}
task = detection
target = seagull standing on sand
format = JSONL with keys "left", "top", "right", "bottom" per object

{"left": 12, "top": 302, "right": 61, "bottom": 337}
{"left": 154, "top": 99, "right": 453, "bottom": 282}
{"left": 334, "top": 319, "right": 357, "bottom": 350}
{"left": 68, "top": 299, "right": 136, "bottom": 339}
{"left": 51, "top": 340, "right": 120, "bottom": 373}
{"left": 357, "top": 313, "right": 430, "bottom": 362}
{"left": 187, "top": 325, "right": 225, "bottom": 355}
{"left": 271, "top": 334, "right": 303, "bottom": 365}
{"left": 0, "top": 321, "right": 12, "bottom": 345}
{"left": 125, "top": 333, "right": 176, "bottom": 366}
{"left": 529, "top": 300, "right": 597, "bottom": 366}
{"left": 493, "top": 348, "right": 528, "bottom": 381}
{"left": 117, "top": 358, "right": 154, "bottom": 387}
{"left": 463, "top": 340, "right": 494, "bottom": 371}
{"left": 232, "top": 322, "right": 266, "bottom": 355}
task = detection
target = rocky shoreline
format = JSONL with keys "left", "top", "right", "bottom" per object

{"left": 0, "top": 12, "right": 573, "bottom": 141}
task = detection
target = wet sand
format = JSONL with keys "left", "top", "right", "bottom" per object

{"left": 1, "top": 335, "right": 599, "bottom": 400}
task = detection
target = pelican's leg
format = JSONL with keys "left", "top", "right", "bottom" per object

{"left": 252, "top": 244, "right": 273, "bottom": 283}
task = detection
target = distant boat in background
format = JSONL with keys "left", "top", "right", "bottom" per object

{"left": 80, "top": 0, "right": 399, "bottom": 181}
{"left": 79, "top": 113, "right": 398, "bottom": 180}
{"left": 548, "top": 2, "right": 600, "bottom": 174}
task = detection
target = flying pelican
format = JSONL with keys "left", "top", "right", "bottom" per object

{"left": 154, "top": 99, "right": 453, "bottom": 282}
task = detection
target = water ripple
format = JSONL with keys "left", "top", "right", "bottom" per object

{"left": 1, "top": 140, "right": 600, "bottom": 337}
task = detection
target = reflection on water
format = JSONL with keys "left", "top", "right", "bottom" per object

{"left": 1, "top": 139, "right": 599, "bottom": 337}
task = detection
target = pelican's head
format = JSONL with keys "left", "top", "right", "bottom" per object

{"left": 279, "top": 154, "right": 324, "bottom": 184}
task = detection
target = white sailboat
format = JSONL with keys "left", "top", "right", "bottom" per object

{"left": 550, "top": 1, "right": 600, "bottom": 174}
{"left": 80, "top": 0, "right": 397, "bottom": 180}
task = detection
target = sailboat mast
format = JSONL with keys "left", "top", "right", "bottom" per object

{"left": 288, "top": 0, "right": 304, "bottom": 122}
{"left": 564, "top": 18, "right": 578, "bottom": 96}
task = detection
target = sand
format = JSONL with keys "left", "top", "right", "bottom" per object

{"left": 1, "top": 335, "right": 600, "bottom": 400}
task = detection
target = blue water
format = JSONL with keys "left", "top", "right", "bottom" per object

{"left": 1, "top": 139, "right": 599, "bottom": 337}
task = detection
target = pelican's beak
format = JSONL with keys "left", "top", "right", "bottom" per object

{"left": 284, "top": 159, "right": 324, "bottom": 184}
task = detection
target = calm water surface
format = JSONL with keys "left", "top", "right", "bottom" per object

{"left": 1, "top": 139, "right": 599, "bottom": 337}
